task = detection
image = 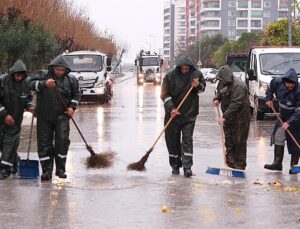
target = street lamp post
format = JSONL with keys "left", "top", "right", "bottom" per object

{"left": 146, "top": 41, "right": 151, "bottom": 52}
{"left": 149, "top": 34, "right": 156, "bottom": 52}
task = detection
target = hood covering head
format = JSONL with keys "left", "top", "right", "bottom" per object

{"left": 216, "top": 65, "right": 233, "bottom": 83}
{"left": 282, "top": 68, "right": 298, "bottom": 88}
{"left": 48, "top": 55, "right": 71, "bottom": 76}
{"left": 176, "top": 54, "right": 196, "bottom": 71}
{"left": 9, "top": 59, "right": 27, "bottom": 79}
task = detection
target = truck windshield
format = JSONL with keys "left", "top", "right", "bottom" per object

{"left": 142, "top": 57, "right": 159, "bottom": 66}
{"left": 260, "top": 53, "right": 300, "bottom": 76}
{"left": 64, "top": 55, "right": 103, "bottom": 72}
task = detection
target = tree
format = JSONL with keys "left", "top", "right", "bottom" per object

{"left": 187, "top": 33, "right": 228, "bottom": 68}
{"left": 0, "top": 18, "right": 58, "bottom": 72}
{"left": 260, "top": 19, "right": 300, "bottom": 46}
{"left": 231, "top": 32, "right": 262, "bottom": 53}
{"left": 214, "top": 41, "right": 232, "bottom": 68}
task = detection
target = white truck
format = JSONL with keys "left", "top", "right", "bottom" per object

{"left": 135, "top": 50, "right": 163, "bottom": 86}
{"left": 246, "top": 46, "right": 300, "bottom": 120}
{"left": 63, "top": 50, "right": 112, "bottom": 103}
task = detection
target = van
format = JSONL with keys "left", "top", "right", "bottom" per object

{"left": 63, "top": 51, "right": 112, "bottom": 103}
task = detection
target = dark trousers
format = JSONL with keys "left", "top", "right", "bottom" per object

{"left": 165, "top": 116, "right": 196, "bottom": 169}
{"left": 0, "top": 124, "right": 20, "bottom": 169}
{"left": 223, "top": 118, "right": 250, "bottom": 168}
{"left": 37, "top": 115, "right": 70, "bottom": 175}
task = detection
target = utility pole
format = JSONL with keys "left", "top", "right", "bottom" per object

{"left": 198, "top": 40, "right": 201, "bottom": 68}
{"left": 288, "top": 0, "right": 292, "bottom": 46}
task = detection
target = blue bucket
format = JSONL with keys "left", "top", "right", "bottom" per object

{"left": 19, "top": 159, "right": 40, "bottom": 179}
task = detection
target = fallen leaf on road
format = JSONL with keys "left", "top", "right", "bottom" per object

{"left": 234, "top": 209, "right": 241, "bottom": 214}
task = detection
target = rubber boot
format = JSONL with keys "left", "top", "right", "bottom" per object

{"left": 40, "top": 159, "right": 53, "bottom": 181}
{"left": 11, "top": 155, "right": 20, "bottom": 175}
{"left": 172, "top": 166, "right": 180, "bottom": 175}
{"left": 264, "top": 145, "right": 284, "bottom": 171}
{"left": 289, "top": 154, "right": 300, "bottom": 174}
{"left": 55, "top": 157, "right": 67, "bottom": 179}
{"left": 0, "top": 165, "right": 12, "bottom": 180}
{"left": 183, "top": 168, "right": 193, "bottom": 177}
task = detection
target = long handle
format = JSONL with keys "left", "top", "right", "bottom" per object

{"left": 270, "top": 105, "right": 300, "bottom": 150}
{"left": 27, "top": 114, "right": 34, "bottom": 160}
{"left": 53, "top": 85, "right": 90, "bottom": 148}
{"left": 149, "top": 85, "right": 194, "bottom": 150}
{"left": 216, "top": 106, "right": 227, "bottom": 165}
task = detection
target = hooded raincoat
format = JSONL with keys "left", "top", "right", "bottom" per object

{"left": 0, "top": 59, "right": 33, "bottom": 168}
{"left": 214, "top": 65, "right": 250, "bottom": 169}
{"left": 27, "top": 55, "right": 80, "bottom": 176}
{"left": 161, "top": 55, "right": 205, "bottom": 169}
{"left": 265, "top": 68, "right": 300, "bottom": 155}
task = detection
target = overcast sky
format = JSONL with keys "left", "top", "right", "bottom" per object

{"left": 73, "top": 0, "right": 165, "bottom": 63}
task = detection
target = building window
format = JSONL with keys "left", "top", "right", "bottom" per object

{"left": 279, "top": 0, "right": 289, "bottom": 11}
{"left": 202, "top": 1, "right": 220, "bottom": 9}
{"left": 251, "top": 10, "right": 263, "bottom": 17}
{"left": 228, "top": 11, "right": 236, "bottom": 17}
{"left": 237, "top": 10, "right": 248, "bottom": 17}
{"left": 237, "top": 20, "right": 248, "bottom": 28}
{"left": 228, "top": 30, "right": 236, "bottom": 36}
{"left": 179, "top": 21, "right": 185, "bottom": 26}
{"left": 251, "top": 0, "right": 262, "bottom": 9}
{"left": 251, "top": 20, "right": 262, "bottom": 28}
{"left": 228, "top": 20, "right": 235, "bottom": 26}
{"left": 228, "top": 1, "right": 236, "bottom": 8}
{"left": 237, "top": 0, "right": 248, "bottom": 8}
{"left": 264, "top": 1, "right": 271, "bottom": 8}
{"left": 263, "top": 11, "right": 271, "bottom": 17}
{"left": 202, "top": 11, "right": 220, "bottom": 17}
{"left": 201, "top": 20, "right": 220, "bottom": 28}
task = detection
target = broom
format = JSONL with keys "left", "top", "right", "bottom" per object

{"left": 205, "top": 106, "right": 245, "bottom": 178}
{"left": 127, "top": 85, "right": 195, "bottom": 171}
{"left": 270, "top": 105, "right": 300, "bottom": 174}
{"left": 54, "top": 85, "right": 114, "bottom": 169}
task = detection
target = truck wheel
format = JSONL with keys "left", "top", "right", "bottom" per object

{"left": 256, "top": 110, "right": 264, "bottom": 120}
{"left": 254, "top": 96, "right": 264, "bottom": 120}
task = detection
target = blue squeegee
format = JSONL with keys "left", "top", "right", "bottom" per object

{"left": 205, "top": 106, "right": 246, "bottom": 179}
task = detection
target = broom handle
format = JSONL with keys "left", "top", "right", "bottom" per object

{"left": 54, "top": 85, "right": 90, "bottom": 148}
{"left": 149, "top": 85, "right": 194, "bottom": 150}
{"left": 270, "top": 105, "right": 300, "bottom": 150}
{"left": 216, "top": 106, "right": 227, "bottom": 165}
{"left": 27, "top": 114, "right": 34, "bottom": 160}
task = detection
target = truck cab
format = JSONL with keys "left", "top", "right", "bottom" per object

{"left": 226, "top": 53, "right": 248, "bottom": 82}
{"left": 135, "top": 50, "right": 163, "bottom": 86}
{"left": 246, "top": 47, "right": 300, "bottom": 120}
{"left": 63, "top": 51, "right": 112, "bottom": 103}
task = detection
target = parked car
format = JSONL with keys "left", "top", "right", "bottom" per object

{"left": 200, "top": 68, "right": 218, "bottom": 83}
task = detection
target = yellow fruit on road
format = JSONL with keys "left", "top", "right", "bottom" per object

{"left": 162, "top": 206, "right": 168, "bottom": 213}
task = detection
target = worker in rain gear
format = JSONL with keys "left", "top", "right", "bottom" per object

{"left": 264, "top": 68, "right": 300, "bottom": 174}
{"left": 161, "top": 55, "right": 205, "bottom": 177}
{"left": 213, "top": 65, "right": 250, "bottom": 170}
{"left": 0, "top": 59, "right": 34, "bottom": 179}
{"left": 28, "top": 55, "right": 80, "bottom": 181}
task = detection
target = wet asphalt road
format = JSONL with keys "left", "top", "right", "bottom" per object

{"left": 0, "top": 72, "right": 300, "bottom": 229}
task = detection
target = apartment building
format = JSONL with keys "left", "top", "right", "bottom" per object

{"left": 200, "top": 0, "right": 290, "bottom": 40}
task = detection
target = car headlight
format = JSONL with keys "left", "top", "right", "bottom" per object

{"left": 155, "top": 73, "right": 161, "bottom": 77}
{"left": 259, "top": 81, "right": 268, "bottom": 92}
{"left": 138, "top": 73, "right": 144, "bottom": 78}
{"left": 95, "top": 80, "right": 104, "bottom": 88}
